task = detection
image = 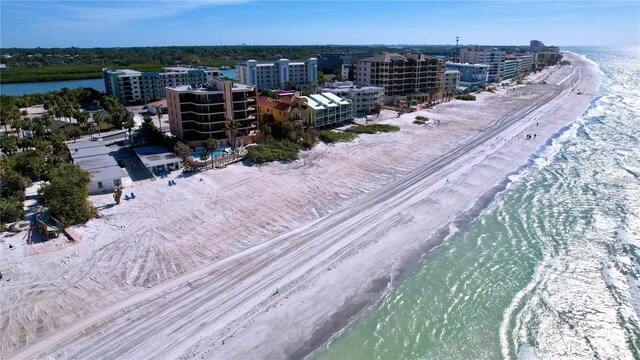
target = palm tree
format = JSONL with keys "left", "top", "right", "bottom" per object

{"left": 11, "top": 118, "right": 24, "bottom": 138}
{"left": 362, "top": 107, "right": 370, "bottom": 123}
{"left": 199, "top": 149, "right": 210, "bottom": 169}
{"left": 93, "top": 111, "right": 105, "bottom": 135}
{"left": 68, "top": 127, "right": 82, "bottom": 143}
{"left": 259, "top": 124, "right": 272, "bottom": 141}
{"left": 155, "top": 105, "right": 163, "bottom": 130}
{"left": 223, "top": 118, "right": 240, "bottom": 157}
{"left": 124, "top": 117, "right": 135, "bottom": 142}
{"left": 204, "top": 138, "right": 218, "bottom": 169}
{"left": 1, "top": 106, "right": 20, "bottom": 134}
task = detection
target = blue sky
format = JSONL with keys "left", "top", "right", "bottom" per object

{"left": 1, "top": 1, "right": 638, "bottom": 48}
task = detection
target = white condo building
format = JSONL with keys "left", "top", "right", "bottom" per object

{"left": 444, "top": 70, "right": 461, "bottom": 92}
{"left": 237, "top": 58, "right": 318, "bottom": 90}
{"left": 302, "top": 93, "right": 353, "bottom": 128}
{"left": 319, "top": 81, "right": 384, "bottom": 114}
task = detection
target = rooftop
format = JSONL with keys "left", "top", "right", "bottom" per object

{"left": 168, "top": 80, "right": 254, "bottom": 93}
{"left": 358, "top": 52, "right": 440, "bottom": 63}
{"left": 445, "top": 62, "right": 491, "bottom": 68}
{"left": 135, "top": 146, "right": 180, "bottom": 168}
{"left": 319, "top": 85, "right": 384, "bottom": 93}
{"left": 67, "top": 140, "right": 125, "bottom": 181}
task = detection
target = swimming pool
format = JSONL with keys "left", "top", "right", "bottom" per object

{"left": 191, "top": 150, "right": 226, "bottom": 159}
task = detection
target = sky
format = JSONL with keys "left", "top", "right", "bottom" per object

{"left": 1, "top": 0, "right": 639, "bottom": 48}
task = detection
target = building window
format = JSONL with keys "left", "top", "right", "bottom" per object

{"left": 97, "top": 181, "right": 103, "bottom": 189}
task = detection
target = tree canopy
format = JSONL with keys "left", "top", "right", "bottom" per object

{"left": 38, "top": 163, "right": 96, "bottom": 226}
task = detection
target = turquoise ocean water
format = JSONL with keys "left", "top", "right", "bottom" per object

{"left": 318, "top": 47, "right": 640, "bottom": 359}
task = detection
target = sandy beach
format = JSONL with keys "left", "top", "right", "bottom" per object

{"left": 0, "top": 52, "right": 600, "bottom": 359}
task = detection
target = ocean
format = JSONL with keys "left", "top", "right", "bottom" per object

{"left": 317, "top": 47, "right": 640, "bottom": 359}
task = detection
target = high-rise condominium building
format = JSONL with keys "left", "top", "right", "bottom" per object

{"left": 103, "top": 67, "right": 218, "bottom": 105}
{"left": 459, "top": 47, "right": 506, "bottom": 82}
{"left": 237, "top": 58, "right": 318, "bottom": 90}
{"left": 353, "top": 52, "right": 445, "bottom": 104}
{"left": 317, "top": 52, "right": 373, "bottom": 73}
{"left": 165, "top": 79, "right": 258, "bottom": 147}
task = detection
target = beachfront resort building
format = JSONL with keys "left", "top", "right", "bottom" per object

{"left": 319, "top": 81, "right": 384, "bottom": 114}
{"left": 317, "top": 52, "right": 372, "bottom": 73}
{"left": 103, "top": 67, "right": 219, "bottom": 105}
{"left": 505, "top": 54, "right": 535, "bottom": 74}
{"left": 500, "top": 59, "right": 519, "bottom": 80}
{"left": 237, "top": 58, "right": 318, "bottom": 90}
{"left": 444, "top": 70, "right": 461, "bottom": 93}
{"left": 257, "top": 95, "right": 313, "bottom": 127}
{"left": 459, "top": 47, "right": 506, "bottom": 82}
{"left": 353, "top": 52, "right": 445, "bottom": 104}
{"left": 165, "top": 79, "right": 258, "bottom": 147}
{"left": 537, "top": 49, "right": 562, "bottom": 65}
{"left": 303, "top": 93, "right": 353, "bottom": 128}
{"left": 67, "top": 140, "right": 127, "bottom": 195}
{"left": 445, "top": 62, "right": 490, "bottom": 91}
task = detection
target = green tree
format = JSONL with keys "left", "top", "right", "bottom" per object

{"left": 173, "top": 142, "right": 191, "bottom": 168}
{"left": 67, "top": 127, "right": 82, "bottom": 142}
{"left": 0, "top": 105, "right": 21, "bottom": 133}
{"left": 317, "top": 70, "right": 326, "bottom": 85}
{"left": 11, "top": 117, "right": 24, "bottom": 138}
{"left": 373, "top": 103, "right": 382, "bottom": 118}
{"left": 38, "top": 163, "right": 95, "bottom": 226}
{"left": 0, "top": 136, "right": 19, "bottom": 155}
{"left": 0, "top": 197, "right": 25, "bottom": 223}
{"left": 259, "top": 124, "right": 272, "bottom": 140}
{"left": 0, "top": 169, "right": 26, "bottom": 200}
{"left": 93, "top": 110, "right": 105, "bottom": 135}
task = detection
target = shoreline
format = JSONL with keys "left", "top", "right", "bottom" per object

{"left": 204, "top": 52, "right": 601, "bottom": 359}
{"left": 310, "top": 91, "right": 603, "bottom": 358}
{"left": 0, "top": 53, "right": 600, "bottom": 359}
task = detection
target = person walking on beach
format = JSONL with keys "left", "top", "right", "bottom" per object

{"left": 534, "top": 134, "right": 537, "bottom": 139}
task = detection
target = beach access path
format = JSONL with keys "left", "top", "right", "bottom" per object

{"left": 0, "top": 53, "right": 600, "bottom": 359}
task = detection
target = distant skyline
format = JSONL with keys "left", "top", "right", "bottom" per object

{"left": 1, "top": 1, "right": 639, "bottom": 48}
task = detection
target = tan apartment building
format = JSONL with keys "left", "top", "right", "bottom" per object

{"left": 165, "top": 79, "right": 258, "bottom": 147}
{"left": 257, "top": 95, "right": 313, "bottom": 127}
{"left": 353, "top": 52, "right": 445, "bottom": 104}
